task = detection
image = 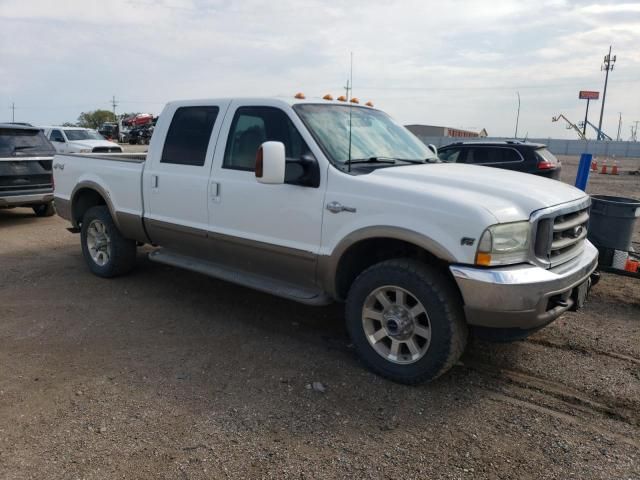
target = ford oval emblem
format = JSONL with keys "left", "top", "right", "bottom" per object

{"left": 572, "top": 226, "right": 584, "bottom": 238}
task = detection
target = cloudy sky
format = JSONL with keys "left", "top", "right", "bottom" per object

{"left": 1, "top": 0, "right": 639, "bottom": 138}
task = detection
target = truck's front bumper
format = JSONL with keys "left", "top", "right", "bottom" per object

{"left": 450, "top": 241, "right": 599, "bottom": 330}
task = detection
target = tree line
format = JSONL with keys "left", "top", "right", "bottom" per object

{"left": 65, "top": 110, "right": 141, "bottom": 129}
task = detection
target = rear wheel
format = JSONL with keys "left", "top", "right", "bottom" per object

{"left": 345, "top": 259, "right": 468, "bottom": 384}
{"left": 80, "top": 206, "right": 136, "bottom": 277}
{"left": 33, "top": 202, "right": 55, "bottom": 217}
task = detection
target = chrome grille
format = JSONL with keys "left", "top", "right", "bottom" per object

{"left": 532, "top": 200, "right": 590, "bottom": 268}
{"left": 92, "top": 147, "right": 121, "bottom": 153}
{"left": 550, "top": 209, "right": 589, "bottom": 261}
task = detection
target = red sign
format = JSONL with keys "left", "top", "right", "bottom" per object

{"left": 579, "top": 90, "right": 599, "bottom": 100}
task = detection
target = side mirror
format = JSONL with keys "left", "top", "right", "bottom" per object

{"left": 427, "top": 144, "right": 438, "bottom": 155}
{"left": 256, "top": 141, "right": 285, "bottom": 184}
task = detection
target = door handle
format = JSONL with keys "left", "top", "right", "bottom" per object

{"left": 210, "top": 181, "right": 221, "bottom": 202}
{"left": 326, "top": 201, "right": 356, "bottom": 214}
{"left": 150, "top": 174, "right": 158, "bottom": 188}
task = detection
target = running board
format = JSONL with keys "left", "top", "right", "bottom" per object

{"left": 148, "top": 249, "right": 332, "bottom": 306}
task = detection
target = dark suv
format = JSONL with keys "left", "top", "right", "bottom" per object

{"left": 437, "top": 141, "right": 561, "bottom": 179}
{"left": 0, "top": 124, "right": 56, "bottom": 217}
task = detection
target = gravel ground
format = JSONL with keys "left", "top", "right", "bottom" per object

{"left": 0, "top": 154, "right": 638, "bottom": 479}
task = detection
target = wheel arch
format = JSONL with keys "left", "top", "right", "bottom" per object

{"left": 320, "top": 227, "right": 457, "bottom": 301}
{"left": 70, "top": 181, "right": 118, "bottom": 230}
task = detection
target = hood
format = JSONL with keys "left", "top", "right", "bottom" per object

{"left": 70, "top": 140, "right": 119, "bottom": 148}
{"left": 367, "top": 163, "right": 587, "bottom": 223}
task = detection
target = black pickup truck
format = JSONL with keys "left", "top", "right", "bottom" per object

{"left": 0, "top": 124, "right": 56, "bottom": 216}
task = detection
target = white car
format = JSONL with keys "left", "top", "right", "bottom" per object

{"left": 42, "top": 127, "right": 122, "bottom": 154}
{"left": 52, "top": 96, "right": 598, "bottom": 384}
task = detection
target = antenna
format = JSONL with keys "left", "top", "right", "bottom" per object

{"left": 514, "top": 91, "right": 520, "bottom": 138}
{"left": 347, "top": 52, "right": 353, "bottom": 173}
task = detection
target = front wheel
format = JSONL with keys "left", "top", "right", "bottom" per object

{"left": 80, "top": 206, "right": 136, "bottom": 278}
{"left": 345, "top": 259, "right": 468, "bottom": 384}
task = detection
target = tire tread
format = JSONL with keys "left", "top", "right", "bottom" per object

{"left": 81, "top": 206, "right": 136, "bottom": 278}
{"left": 346, "top": 258, "right": 468, "bottom": 384}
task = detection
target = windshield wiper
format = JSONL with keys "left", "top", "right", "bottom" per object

{"left": 347, "top": 157, "right": 398, "bottom": 165}
{"left": 346, "top": 156, "right": 439, "bottom": 167}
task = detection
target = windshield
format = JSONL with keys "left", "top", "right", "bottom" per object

{"left": 293, "top": 104, "right": 436, "bottom": 168}
{"left": 0, "top": 128, "right": 55, "bottom": 157}
{"left": 64, "top": 129, "right": 105, "bottom": 141}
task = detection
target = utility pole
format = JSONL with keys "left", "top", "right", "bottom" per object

{"left": 343, "top": 52, "right": 354, "bottom": 100}
{"left": 616, "top": 113, "right": 622, "bottom": 141}
{"left": 597, "top": 46, "right": 616, "bottom": 141}
{"left": 10, "top": 102, "right": 15, "bottom": 122}
{"left": 111, "top": 95, "right": 118, "bottom": 122}
{"left": 632, "top": 121, "right": 639, "bottom": 142}
{"left": 514, "top": 92, "right": 521, "bottom": 138}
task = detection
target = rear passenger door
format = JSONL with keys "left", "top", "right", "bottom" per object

{"left": 142, "top": 101, "right": 230, "bottom": 253}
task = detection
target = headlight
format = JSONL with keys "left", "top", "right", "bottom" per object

{"left": 475, "top": 221, "right": 531, "bottom": 266}
{"left": 79, "top": 149, "right": 91, "bottom": 153}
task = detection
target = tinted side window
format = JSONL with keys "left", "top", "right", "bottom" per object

{"left": 438, "top": 148, "right": 462, "bottom": 163}
{"left": 160, "top": 106, "right": 219, "bottom": 166}
{"left": 223, "top": 106, "right": 309, "bottom": 171}
{"left": 467, "top": 147, "right": 522, "bottom": 164}
{"left": 502, "top": 149, "right": 522, "bottom": 163}
{"left": 50, "top": 129, "right": 65, "bottom": 142}
{"left": 465, "top": 148, "right": 488, "bottom": 164}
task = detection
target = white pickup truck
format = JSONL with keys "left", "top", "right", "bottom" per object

{"left": 53, "top": 96, "right": 598, "bottom": 384}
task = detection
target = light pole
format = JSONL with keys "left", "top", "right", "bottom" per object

{"left": 597, "top": 46, "right": 616, "bottom": 140}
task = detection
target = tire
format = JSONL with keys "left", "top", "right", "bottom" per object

{"left": 80, "top": 206, "right": 136, "bottom": 278}
{"left": 33, "top": 202, "right": 55, "bottom": 217}
{"left": 345, "top": 258, "right": 468, "bottom": 384}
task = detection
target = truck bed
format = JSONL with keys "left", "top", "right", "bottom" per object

{"left": 53, "top": 152, "right": 147, "bottom": 226}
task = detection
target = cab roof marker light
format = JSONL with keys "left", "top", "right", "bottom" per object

{"left": 323, "top": 94, "right": 333, "bottom": 100}
{"left": 337, "top": 95, "right": 347, "bottom": 102}
{"left": 294, "top": 92, "right": 306, "bottom": 99}
{"left": 350, "top": 98, "right": 359, "bottom": 104}
{"left": 365, "top": 101, "right": 374, "bottom": 107}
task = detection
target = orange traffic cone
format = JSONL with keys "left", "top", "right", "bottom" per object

{"left": 600, "top": 160, "right": 608, "bottom": 174}
{"left": 611, "top": 161, "right": 619, "bottom": 175}
{"left": 591, "top": 159, "right": 598, "bottom": 171}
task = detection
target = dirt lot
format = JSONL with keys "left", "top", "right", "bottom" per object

{"left": 0, "top": 155, "right": 639, "bottom": 479}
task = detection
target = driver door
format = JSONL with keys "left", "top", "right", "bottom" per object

{"left": 206, "top": 101, "right": 327, "bottom": 288}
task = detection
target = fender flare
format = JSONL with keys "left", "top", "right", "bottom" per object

{"left": 318, "top": 226, "right": 456, "bottom": 298}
